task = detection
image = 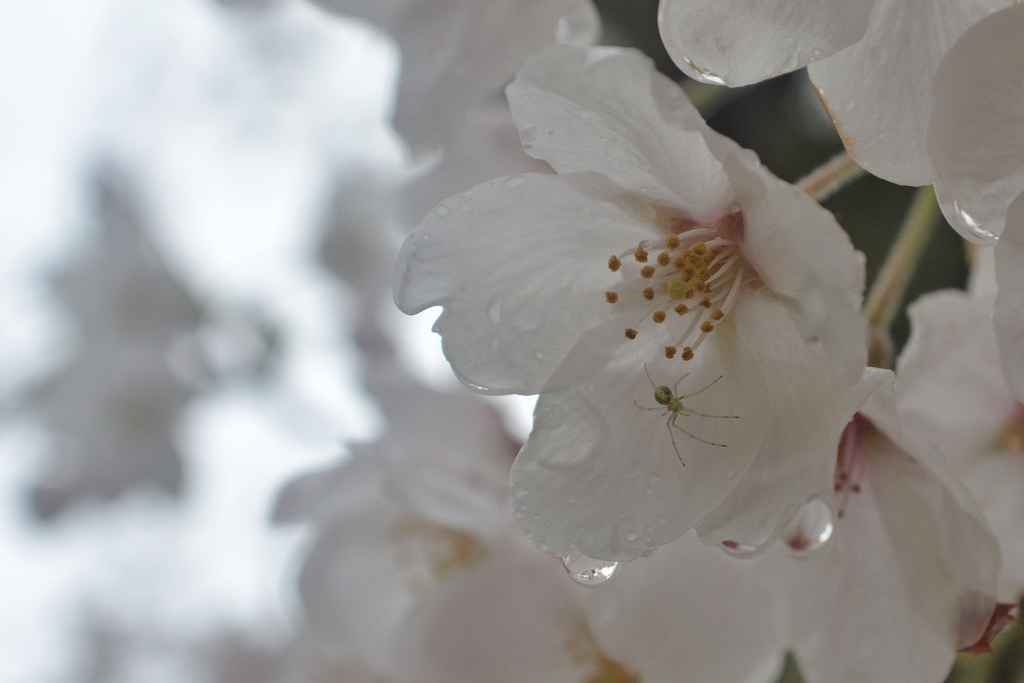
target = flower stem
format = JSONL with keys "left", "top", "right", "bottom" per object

{"left": 863, "top": 186, "right": 941, "bottom": 368}
{"left": 795, "top": 151, "right": 865, "bottom": 203}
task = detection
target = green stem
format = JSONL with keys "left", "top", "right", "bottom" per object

{"left": 863, "top": 185, "right": 941, "bottom": 368}
{"left": 795, "top": 151, "right": 865, "bottom": 203}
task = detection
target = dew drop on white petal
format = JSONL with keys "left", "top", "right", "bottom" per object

{"left": 520, "top": 127, "right": 538, "bottom": 143}
{"left": 625, "top": 530, "right": 638, "bottom": 542}
{"left": 504, "top": 175, "right": 525, "bottom": 188}
{"left": 951, "top": 200, "right": 999, "bottom": 245}
{"left": 434, "top": 205, "right": 449, "bottom": 217}
{"left": 561, "top": 546, "right": 621, "bottom": 587}
{"left": 782, "top": 499, "right": 835, "bottom": 558}
{"left": 488, "top": 299, "right": 501, "bottom": 324}
{"left": 724, "top": 467, "right": 735, "bottom": 478}
{"left": 681, "top": 56, "right": 726, "bottom": 85}
{"left": 533, "top": 349, "right": 544, "bottom": 359}
{"left": 720, "top": 540, "right": 766, "bottom": 558}
{"left": 640, "top": 547, "right": 657, "bottom": 558}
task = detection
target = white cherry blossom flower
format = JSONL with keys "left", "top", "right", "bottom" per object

{"left": 395, "top": 45, "right": 872, "bottom": 561}
{"left": 897, "top": 253, "right": 1024, "bottom": 601}
{"left": 659, "top": 0, "right": 1011, "bottom": 185}
{"left": 585, "top": 375, "right": 1003, "bottom": 683}
{"left": 275, "top": 369, "right": 634, "bottom": 683}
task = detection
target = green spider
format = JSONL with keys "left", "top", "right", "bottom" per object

{"left": 634, "top": 365, "right": 739, "bottom": 465}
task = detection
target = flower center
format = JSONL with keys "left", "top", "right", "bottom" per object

{"left": 834, "top": 414, "right": 870, "bottom": 518}
{"left": 996, "top": 403, "right": 1024, "bottom": 452}
{"left": 604, "top": 212, "right": 754, "bottom": 361}
{"left": 389, "top": 514, "right": 489, "bottom": 592}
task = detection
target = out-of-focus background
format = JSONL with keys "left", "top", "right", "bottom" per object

{"left": 0, "top": 1, "right": 974, "bottom": 681}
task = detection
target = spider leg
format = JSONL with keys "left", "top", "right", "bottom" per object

{"left": 673, "top": 373, "right": 691, "bottom": 395}
{"left": 670, "top": 412, "right": 727, "bottom": 447}
{"left": 680, "top": 374, "right": 725, "bottom": 400}
{"left": 643, "top": 364, "right": 657, "bottom": 390}
{"left": 634, "top": 399, "right": 663, "bottom": 411}
{"left": 664, "top": 412, "right": 685, "bottom": 465}
{"left": 679, "top": 407, "right": 740, "bottom": 419}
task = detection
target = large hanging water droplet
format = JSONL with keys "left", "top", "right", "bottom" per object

{"left": 934, "top": 183, "right": 999, "bottom": 245}
{"left": 681, "top": 56, "right": 726, "bottom": 86}
{"left": 720, "top": 539, "right": 765, "bottom": 558}
{"left": 782, "top": 499, "right": 834, "bottom": 558}
{"left": 555, "top": 4, "right": 599, "bottom": 47}
{"left": 951, "top": 200, "right": 999, "bottom": 245}
{"left": 561, "top": 546, "right": 621, "bottom": 587}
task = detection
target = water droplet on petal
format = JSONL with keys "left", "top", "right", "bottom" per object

{"left": 681, "top": 56, "right": 726, "bottom": 85}
{"left": 520, "top": 127, "right": 538, "bottom": 143}
{"left": 952, "top": 200, "right": 999, "bottom": 245}
{"left": 434, "top": 205, "right": 449, "bottom": 217}
{"left": 505, "top": 175, "right": 526, "bottom": 188}
{"left": 782, "top": 499, "right": 835, "bottom": 558}
{"left": 561, "top": 546, "right": 621, "bottom": 587}
{"left": 533, "top": 348, "right": 544, "bottom": 359}
{"left": 625, "top": 531, "right": 638, "bottom": 542}
{"left": 724, "top": 468, "right": 735, "bottom": 478}
{"left": 488, "top": 300, "right": 501, "bottom": 324}
{"left": 640, "top": 547, "right": 657, "bottom": 558}
{"left": 720, "top": 540, "right": 765, "bottom": 558}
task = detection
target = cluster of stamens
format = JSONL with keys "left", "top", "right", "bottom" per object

{"left": 605, "top": 216, "right": 750, "bottom": 361}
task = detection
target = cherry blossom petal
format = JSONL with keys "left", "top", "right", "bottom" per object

{"left": 928, "top": 4, "right": 1024, "bottom": 243}
{"left": 723, "top": 150, "right": 866, "bottom": 377}
{"left": 298, "top": 500, "right": 420, "bottom": 664}
{"left": 394, "top": 172, "right": 652, "bottom": 394}
{"left": 693, "top": 295, "right": 879, "bottom": 549}
{"left": 510, "top": 307, "right": 768, "bottom": 561}
{"left": 657, "top": 0, "right": 874, "bottom": 87}
{"left": 391, "top": 527, "right": 599, "bottom": 683}
{"left": 808, "top": 0, "right": 1008, "bottom": 186}
{"left": 391, "top": 0, "right": 600, "bottom": 150}
{"left": 506, "top": 46, "right": 734, "bottom": 218}
{"left": 897, "top": 290, "right": 1017, "bottom": 462}
{"left": 995, "top": 191, "right": 1024, "bottom": 403}
{"left": 585, "top": 531, "right": 788, "bottom": 683}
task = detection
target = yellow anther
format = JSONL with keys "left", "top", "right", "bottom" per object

{"left": 685, "top": 289, "right": 695, "bottom": 299}
{"left": 692, "top": 242, "right": 707, "bottom": 256}
{"left": 667, "top": 280, "right": 689, "bottom": 300}
{"left": 675, "top": 304, "right": 689, "bottom": 315}
{"left": 652, "top": 311, "right": 666, "bottom": 323}
{"left": 700, "top": 297, "right": 712, "bottom": 308}
{"left": 625, "top": 328, "right": 638, "bottom": 340}
{"left": 643, "top": 287, "right": 655, "bottom": 301}
{"left": 665, "top": 234, "right": 681, "bottom": 250}
{"left": 710, "top": 309, "right": 724, "bottom": 320}
{"left": 608, "top": 255, "right": 621, "bottom": 272}
{"left": 681, "top": 347, "right": 694, "bottom": 361}
{"left": 674, "top": 257, "right": 687, "bottom": 270}
{"left": 605, "top": 291, "right": 619, "bottom": 304}
{"left": 640, "top": 266, "right": 656, "bottom": 278}
{"left": 657, "top": 252, "right": 671, "bottom": 267}
{"left": 701, "top": 321, "right": 715, "bottom": 333}
{"left": 635, "top": 247, "right": 649, "bottom": 262}
{"left": 664, "top": 346, "right": 677, "bottom": 359}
